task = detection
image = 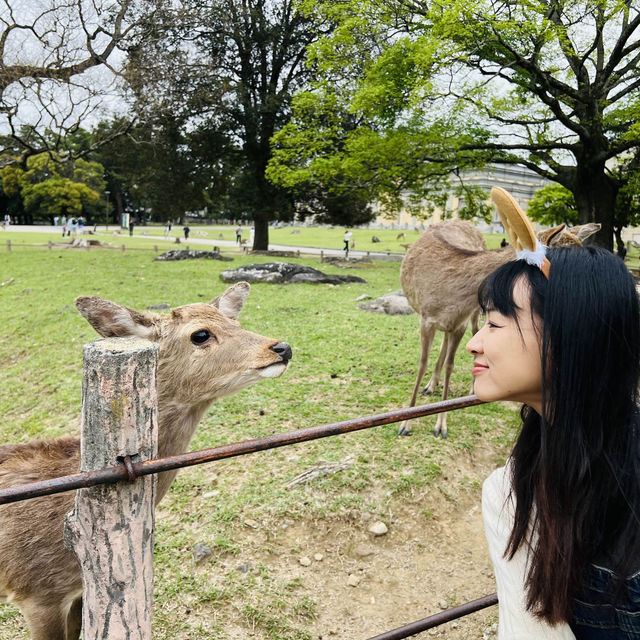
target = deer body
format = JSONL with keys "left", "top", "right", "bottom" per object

{"left": 0, "top": 282, "right": 291, "bottom": 640}
{"left": 399, "top": 218, "right": 599, "bottom": 437}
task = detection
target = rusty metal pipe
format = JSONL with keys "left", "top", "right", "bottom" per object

{"left": 0, "top": 395, "right": 483, "bottom": 505}
{"left": 366, "top": 593, "right": 498, "bottom": 639}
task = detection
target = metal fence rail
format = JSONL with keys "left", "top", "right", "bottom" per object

{"left": 0, "top": 395, "right": 484, "bottom": 505}
{"left": 366, "top": 594, "right": 499, "bottom": 640}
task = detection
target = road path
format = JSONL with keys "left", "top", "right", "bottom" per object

{"left": 4, "top": 224, "right": 403, "bottom": 261}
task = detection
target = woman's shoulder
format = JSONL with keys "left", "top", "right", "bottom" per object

{"left": 482, "top": 464, "right": 515, "bottom": 523}
{"left": 483, "top": 465, "right": 510, "bottom": 499}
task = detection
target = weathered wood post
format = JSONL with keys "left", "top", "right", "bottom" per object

{"left": 65, "top": 337, "right": 158, "bottom": 640}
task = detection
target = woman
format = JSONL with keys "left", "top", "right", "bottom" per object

{"left": 466, "top": 247, "right": 640, "bottom": 639}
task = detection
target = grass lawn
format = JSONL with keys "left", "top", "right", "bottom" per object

{"left": 0, "top": 243, "right": 519, "bottom": 639}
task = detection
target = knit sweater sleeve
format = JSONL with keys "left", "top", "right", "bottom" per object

{"left": 482, "top": 466, "right": 576, "bottom": 640}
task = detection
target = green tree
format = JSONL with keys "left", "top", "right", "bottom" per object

{"left": 279, "top": 0, "right": 640, "bottom": 249}
{"left": 126, "top": 0, "right": 330, "bottom": 248}
{"left": 91, "top": 118, "right": 211, "bottom": 223}
{"left": 527, "top": 184, "right": 579, "bottom": 227}
{"left": 1, "top": 153, "right": 105, "bottom": 222}
{"left": 613, "top": 154, "right": 640, "bottom": 253}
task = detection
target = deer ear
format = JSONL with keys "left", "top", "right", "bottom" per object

{"left": 211, "top": 282, "right": 250, "bottom": 320}
{"left": 538, "top": 223, "right": 566, "bottom": 246}
{"left": 75, "top": 297, "right": 158, "bottom": 340}
{"left": 567, "top": 222, "right": 601, "bottom": 243}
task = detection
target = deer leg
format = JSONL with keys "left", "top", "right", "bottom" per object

{"left": 468, "top": 309, "right": 482, "bottom": 394}
{"left": 398, "top": 319, "right": 436, "bottom": 436}
{"left": 65, "top": 597, "right": 82, "bottom": 640}
{"left": 433, "top": 324, "right": 467, "bottom": 438}
{"left": 470, "top": 307, "right": 481, "bottom": 335}
{"left": 19, "top": 598, "right": 68, "bottom": 640}
{"left": 422, "top": 334, "right": 447, "bottom": 395}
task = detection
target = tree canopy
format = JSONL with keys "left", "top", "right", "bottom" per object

{"left": 124, "top": 0, "right": 335, "bottom": 248}
{"left": 268, "top": 0, "right": 640, "bottom": 249}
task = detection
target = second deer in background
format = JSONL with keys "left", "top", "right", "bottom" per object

{"left": 399, "top": 204, "right": 599, "bottom": 438}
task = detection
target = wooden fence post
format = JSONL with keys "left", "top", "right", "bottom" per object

{"left": 64, "top": 337, "right": 158, "bottom": 640}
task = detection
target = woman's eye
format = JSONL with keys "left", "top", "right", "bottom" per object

{"left": 191, "top": 330, "right": 212, "bottom": 345}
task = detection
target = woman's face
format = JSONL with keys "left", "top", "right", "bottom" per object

{"left": 465, "top": 279, "right": 543, "bottom": 412}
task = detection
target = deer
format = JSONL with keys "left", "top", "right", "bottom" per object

{"left": 398, "top": 216, "right": 600, "bottom": 438}
{"left": 0, "top": 282, "right": 292, "bottom": 640}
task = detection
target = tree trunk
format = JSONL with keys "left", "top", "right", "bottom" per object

{"left": 614, "top": 224, "right": 626, "bottom": 256}
{"left": 572, "top": 164, "right": 618, "bottom": 251}
{"left": 113, "top": 183, "right": 124, "bottom": 223}
{"left": 249, "top": 159, "right": 279, "bottom": 251}
{"left": 253, "top": 212, "right": 269, "bottom": 251}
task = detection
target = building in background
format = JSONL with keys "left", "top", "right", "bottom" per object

{"left": 373, "top": 164, "right": 550, "bottom": 231}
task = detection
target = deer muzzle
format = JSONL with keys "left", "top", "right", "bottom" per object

{"left": 270, "top": 342, "right": 292, "bottom": 363}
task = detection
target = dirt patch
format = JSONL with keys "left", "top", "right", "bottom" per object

{"left": 207, "top": 440, "right": 504, "bottom": 639}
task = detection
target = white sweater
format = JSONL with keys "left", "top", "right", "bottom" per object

{"left": 482, "top": 466, "right": 576, "bottom": 640}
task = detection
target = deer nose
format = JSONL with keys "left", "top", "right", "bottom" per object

{"left": 271, "top": 342, "right": 292, "bottom": 363}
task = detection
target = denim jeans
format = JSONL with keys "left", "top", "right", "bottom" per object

{"left": 571, "top": 564, "right": 640, "bottom": 639}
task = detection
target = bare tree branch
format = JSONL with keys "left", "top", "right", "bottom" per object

{"left": 0, "top": 0, "right": 152, "bottom": 158}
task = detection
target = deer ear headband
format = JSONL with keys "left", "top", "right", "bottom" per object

{"left": 491, "top": 186, "right": 551, "bottom": 278}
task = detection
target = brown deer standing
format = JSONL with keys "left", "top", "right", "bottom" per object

{"left": 0, "top": 282, "right": 292, "bottom": 640}
{"left": 399, "top": 217, "right": 599, "bottom": 437}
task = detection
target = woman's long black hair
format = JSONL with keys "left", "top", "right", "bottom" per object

{"left": 479, "top": 246, "right": 640, "bottom": 624}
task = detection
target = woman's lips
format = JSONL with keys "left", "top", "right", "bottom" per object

{"left": 472, "top": 363, "right": 489, "bottom": 375}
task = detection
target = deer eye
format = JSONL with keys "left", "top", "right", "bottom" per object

{"left": 191, "top": 330, "right": 212, "bottom": 345}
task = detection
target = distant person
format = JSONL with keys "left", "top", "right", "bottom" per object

{"left": 53, "top": 216, "right": 59, "bottom": 227}
{"left": 3, "top": 214, "right": 10, "bottom": 229}
{"left": 235, "top": 226, "right": 242, "bottom": 245}
{"left": 343, "top": 230, "right": 352, "bottom": 256}
{"left": 183, "top": 225, "right": 190, "bottom": 239}
{"left": 164, "top": 221, "right": 172, "bottom": 238}
{"left": 500, "top": 237, "right": 508, "bottom": 248}
{"left": 129, "top": 220, "right": 135, "bottom": 236}
{"left": 249, "top": 226, "right": 255, "bottom": 247}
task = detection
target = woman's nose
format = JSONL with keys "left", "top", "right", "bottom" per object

{"left": 466, "top": 332, "right": 482, "bottom": 355}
